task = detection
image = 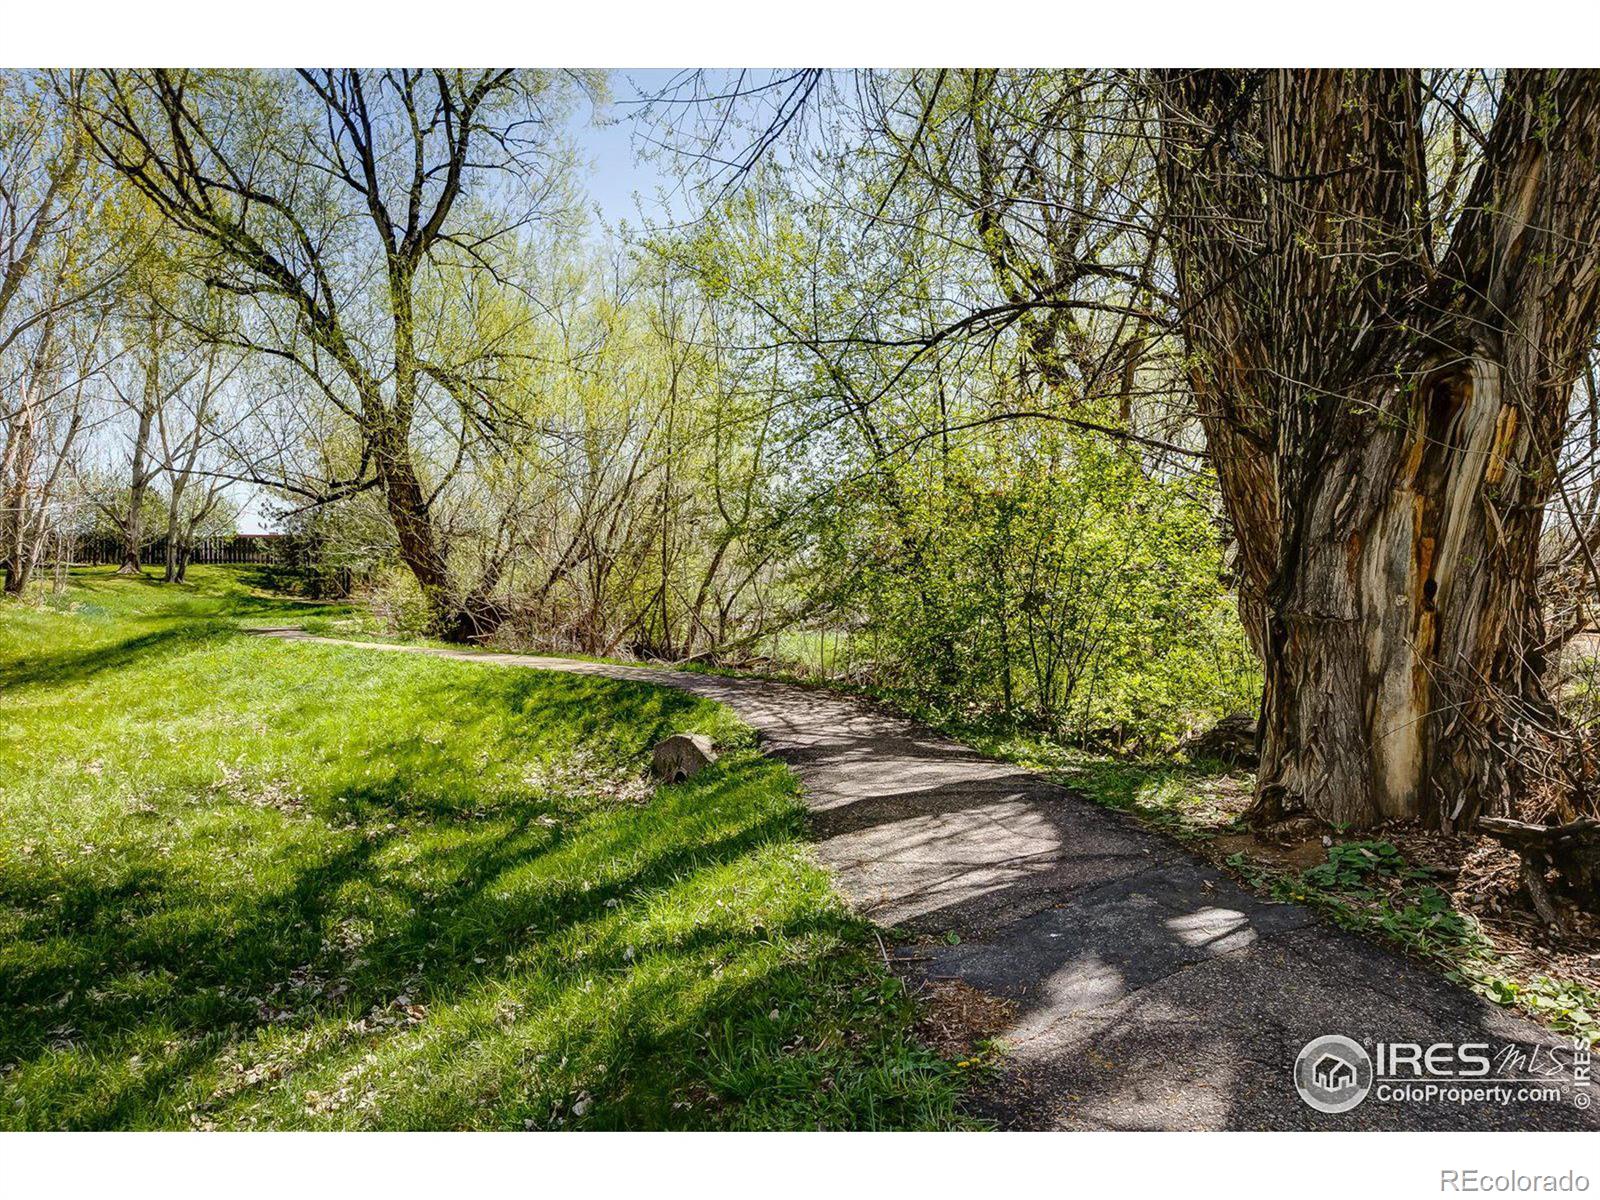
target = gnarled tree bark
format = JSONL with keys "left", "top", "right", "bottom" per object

{"left": 1157, "top": 69, "right": 1600, "bottom": 829}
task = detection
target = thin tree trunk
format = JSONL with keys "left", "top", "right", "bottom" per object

{"left": 1, "top": 387, "right": 36, "bottom": 595}
{"left": 163, "top": 511, "right": 181, "bottom": 581}
{"left": 117, "top": 342, "right": 161, "bottom": 576}
{"left": 161, "top": 347, "right": 221, "bottom": 583}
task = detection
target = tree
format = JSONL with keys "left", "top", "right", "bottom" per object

{"left": 704, "top": 68, "right": 1600, "bottom": 827}
{"left": 0, "top": 313, "right": 96, "bottom": 593}
{"left": 1154, "top": 69, "right": 1600, "bottom": 829}
{"left": 860, "top": 70, "right": 1168, "bottom": 421}
{"left": 155, "top": 340, "right": 235, "bottom": 582}
{"left": 75, "top": 69, "right": 585, "bottom": 639}
{"left": 101, "top": 304, "right": 174, "bottom": 574}
{"left": 0, "top": 74, "right": 122, "bottom": 594}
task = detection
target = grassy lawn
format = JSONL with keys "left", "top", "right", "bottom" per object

{"left": 0, "top": 568, "right": 970, "bottom": 1130}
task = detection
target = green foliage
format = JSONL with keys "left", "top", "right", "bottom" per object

{"left": 839, "top": 431, "right": 1258, "bottom": 746}
{"left": 646, "top": 155, "right": 1259, "bottom": 748}
{"left": 1300, "top": 840, "right": 1435, "bottom": 892}
{"left": 361, "top": 564, "right": 437, "bottom": 640}
{"left": 73, "top": 475, "right": 170, "bottom": 542}
{"left": 1488, "top": 976, "right": 1598, "bottom": 1037}
{"left": 1227, "top": 845, "right": 1597, "bottom": 1044}
{"left": 0, "top": 568, "right": 974, "bottom": 1129}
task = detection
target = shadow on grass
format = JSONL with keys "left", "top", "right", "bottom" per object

{"left": 0, "top": 747, "right": 945, "bottom": 1130}
{"left": 0, "top": 625, "right": 218, "bottom": 690}
{"left": 1, "top": 570, "right": 968, "bottom": 1129}
{"left": 2, "top": 572, "right": 356, "bottom": 692}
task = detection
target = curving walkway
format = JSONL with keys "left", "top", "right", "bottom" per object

{"left": 255, "top": 630, "right": 1597, "bottom": 1131}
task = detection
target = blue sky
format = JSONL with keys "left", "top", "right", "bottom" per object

{"left": 578, "top": 68, "right": 685, "bottom": 233}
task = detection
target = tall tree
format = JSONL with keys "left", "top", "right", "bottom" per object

{"left": 1, "top": 74, "right": 123, "bottom": 594}
{"left": 1155, "top": 69, "right": 1600, "bottom": 829}
{"left": 75, "top": 69, "right": 582, "bottom": 638}
{"left": 102, "top": 304, "right": 177, "bottom": 574}
{"left": 155, "top": 340, "right": 234, "bottom": 582}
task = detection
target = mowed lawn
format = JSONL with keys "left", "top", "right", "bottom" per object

{"left": 0, "top": 568, "right": 969, "bottom": 1130}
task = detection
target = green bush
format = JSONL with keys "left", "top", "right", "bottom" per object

{"left": 838, "top": 430, "right": 1259, "bottom": 747}
{"left": 363, "top": 564, "right": 434, "bottom": 639}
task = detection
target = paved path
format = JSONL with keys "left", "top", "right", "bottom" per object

{"left": 257, "top": 630, "right": 1597, "bottom": 1131}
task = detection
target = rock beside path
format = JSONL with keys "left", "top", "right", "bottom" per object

{"left": 652, "top": 733, "right": 717, "bottom": 782}
{"left": 257, "top": 630, "right": 1597, "bottom": 1131}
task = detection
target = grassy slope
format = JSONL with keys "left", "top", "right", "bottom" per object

{"left": 258, "top": 589, "right": 1600, "bottom": 1047}
{"left": 0, "top": 568, "right": 969, "bottom": 1130}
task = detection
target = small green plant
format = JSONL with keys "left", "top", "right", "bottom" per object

{"left": 1301, "top": 839, "right": 1434, "bottom": 892}
{"left": 1243, "top": 840, "right": 1596, "bottom": 1044}
{"left": 1497, "top": 976, "right": 1598, "bottom": 1041}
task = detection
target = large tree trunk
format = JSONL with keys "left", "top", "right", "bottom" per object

{"left": 1255, "top": 360, "right": 1548, "bottom": 828}
{"left": 373, "top": 424, "right": 455, "bottom": 629}
{"left": 370, "top": 415, "right": 504, "bottom": 643}
{"left": 1158, "top": 69, "right": 1600, "bottom": 830}
{"left": 372, "top": 278, "right": 506, "bottom": 644}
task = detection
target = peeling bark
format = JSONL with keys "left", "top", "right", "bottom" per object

{"left": 1158, "top": 69, "right": 1600, "bottom": 829}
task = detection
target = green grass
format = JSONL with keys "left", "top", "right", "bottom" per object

{"left": 0, "top": 568, "right": 972, "bottom": 1130}
{"left": 943, "top": 729, "right": 1242, "bottom": 845}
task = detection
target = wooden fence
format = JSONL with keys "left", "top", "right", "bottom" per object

{"left": 70, "top": 533, "right": 285, "bottom": 567}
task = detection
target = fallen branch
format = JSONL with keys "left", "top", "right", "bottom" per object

{"left": 1477, "top": 816, "right": 1600, "bottom": 932}
{"left": 1477, "top": 815, "right": 1600, "bottom": 855}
